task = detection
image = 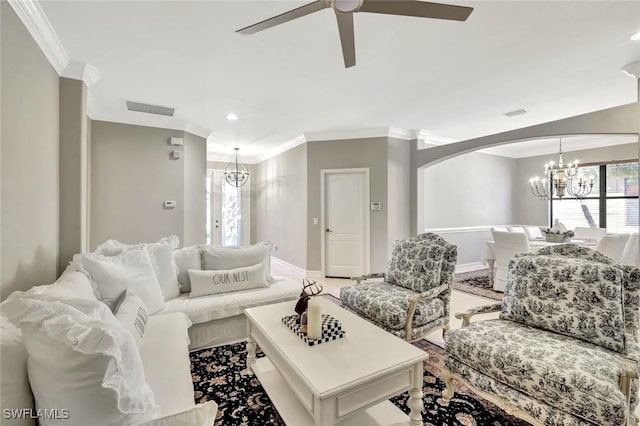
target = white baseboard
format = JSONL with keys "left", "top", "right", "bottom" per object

{"left": 455, "top": 262, "right": 486, "bottom": 273}
{"left": 270, "top": 256, "right": 322, "bottom": 279}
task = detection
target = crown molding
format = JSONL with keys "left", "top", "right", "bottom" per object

{"left": 61, "top": 61, "right": 101, "bottom": 86}
{"left": 86, "top": 92, "right": 98, "bottom": 118}
{"left": 91, "top": 110, "right": 211, "bottom": 139}
{"left": 387, "top": 127, "right": 416, "bottom": 140}
{"left": 8, "top": 0, "right": 69, "bottom": 74}
{"left": 304, "top": 127, "right": 392, "bottom": 142}
{"left": 416, "top": 131, "right": 458, "bottom": 149}
{"left": 256, "top": 134, "right": 307, "bottom": 163}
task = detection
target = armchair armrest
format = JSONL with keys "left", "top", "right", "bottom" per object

{"left": 351, "top": 272, "right": 384, "bottom": 284}
{"left": 404, "top": 284, "right": 450, "bottom": 340}
{"left": 454, "top": 303, "right": 502, "bottom": 327}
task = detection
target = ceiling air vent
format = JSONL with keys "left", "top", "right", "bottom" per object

{"left": 503, "top": 109, "right": 528, "bottom": 118}
{"left": 126, "top": 101, "right": 175, "bottom": 117}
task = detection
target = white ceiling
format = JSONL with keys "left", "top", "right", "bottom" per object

{"left": 38, "top": 0, "right": 640, "bottom": 162}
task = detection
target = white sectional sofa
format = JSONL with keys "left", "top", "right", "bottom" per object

{"left": 0, "top": 238, "right": 301, "bottom": 425}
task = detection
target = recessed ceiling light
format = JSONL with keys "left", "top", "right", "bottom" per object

{"left": 226, "top": 113, "right": 239, "bottom": 121}
{"left": 504, "top": 109, "right": 528, "bottom": 117}
{"left": 631, "top": 30, "right": 640, "bottom": 41}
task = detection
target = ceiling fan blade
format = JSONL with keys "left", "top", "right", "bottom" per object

{"left": 360, "top": 0, "right": 473, "bottom": 21}
{"left": 336, "top": 12, "right": 356, "bottom": 68}
{"left": 236, "top": 0, "right": 329, "bottom": 34}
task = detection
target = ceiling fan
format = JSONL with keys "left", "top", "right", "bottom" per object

{"left": 236, "top": 0, "right": 473, "bottom": 68}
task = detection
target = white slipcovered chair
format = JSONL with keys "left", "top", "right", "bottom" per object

{"left": 507, "top": 226, "right": 526, "bottom": 234}
{"left": 597, "top": 234, "right": 631, "bottom": 262}
{"left": 491, "top": 227, "right": 509, "bottom": 233}
{"left": 491, "top": 231, "right": 530, "bottom": 292}
{"left": 621, "top": 233, "right": 640, "bottom": 267}
{"left": 524, "top": 226, "right": 544, "bottom": 240}
{"left": 574, "top": 226, "right": 607, "bottom": 241}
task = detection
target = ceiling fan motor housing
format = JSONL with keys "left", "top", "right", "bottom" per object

{"left": 331, "top": 0, "right": 364, "bottom": 13}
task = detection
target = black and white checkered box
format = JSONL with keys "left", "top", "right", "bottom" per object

{"left": 282, "top": 314, "right": 345, "bottom": 346}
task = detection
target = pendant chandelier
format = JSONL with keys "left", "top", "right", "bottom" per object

{"left": 529, "top": 138, "right": 594, "bottom": 200}
{"left": 224, "top": 147, "right": 250, "bottom": 187}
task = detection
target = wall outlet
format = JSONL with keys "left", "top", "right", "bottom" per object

{"left": 371, "top": 202, "right": 382, "bottom": 211}
{"left": 163, "top": 200, "right": 177, "bottom": 208}
{"left": 313, "top": 218, "right": 318, "bottom": 225}
{"left": 171, "top": 150, "right": 182, "bottom": 160}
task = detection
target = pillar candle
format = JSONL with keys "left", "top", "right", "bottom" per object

{"left": 307, "top": 298, "right": 322, "bottom": 340}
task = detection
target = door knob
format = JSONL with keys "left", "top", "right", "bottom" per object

{"left": 326, "top": 229, "right": 332, "bottom": 233}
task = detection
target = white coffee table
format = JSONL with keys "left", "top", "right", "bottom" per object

{"left": 245, "top": 297, "right": 427, "bottom": 426}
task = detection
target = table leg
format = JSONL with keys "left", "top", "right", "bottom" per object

{"left": 408, "top": 363, "right": 424, "bottom": 426}
{"left": 246, "top": 334, "right": 256, "bottom": 375}
{"left": 487, "top": 259, "right": 495, "bottom": 286}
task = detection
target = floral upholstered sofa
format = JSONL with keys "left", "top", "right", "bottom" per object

{"left": 340, "top": 233, "right": 457, "bottom": 341}
{"left": 443, "top": 245, "right": 640, "bottom": 426}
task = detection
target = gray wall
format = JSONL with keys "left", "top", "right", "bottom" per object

{"left": 183, "top": 132, "right": 207, "bottom": 246}
{"left": 90, "top": 121, "right": 206, "bottom": 248}
{"left": 254, "top": 144, "right": 308, "bottom": 269}
{"left": 306, "top": 138, "right": 389, "bottom": 272}
{"left": 420, "top": 151, "right": 517, "bottom": 229}
{"left": 514, "top": 142, "right": 639, "bottom": 227}
{"left": 387, "top": 137, "right": 411, "bottom": 250}
{"left": 1, "top": 3, "right": 60, "bottom": 298}
{"left": 58, "top": 77, "right": 88, "bottom": 273}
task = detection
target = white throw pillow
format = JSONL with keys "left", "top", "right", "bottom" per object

{"left": 138, "top": 401, "right": 218, "bottom": 426}
{"left": 173, "top": 245, "right": 202, "bottom": 293}
{"left": 114, "top": 290, "right": 149, "bottom": 349}
{"left": 96, "top": 236, "right": 181, "bottom": 301}
{"left": 73, "top": 246, "right": 165, "bottom": 314}
{"left": 188, "top": 263, "right": 270, "bottom": 298}
{"left": 200, "top": 242, "right": 273, "bottom": 283}
{"left": 2, "top": 295, "right": 160, "bottom": 426}
{"left": 0, "top": 315, "right": 35, "bottom": 426}
{"left": 27, "top": 271, "right": 98, "bottom": 302}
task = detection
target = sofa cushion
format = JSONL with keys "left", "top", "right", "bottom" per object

{"left": 2, "top": 294, "right": 160, "bottom": 426}
{"left": 0, "top": 315, "right": 34, "bottom": 426}
{"left": 501, "top": 254, "right": 627, "bottom": 353}
{"left": 158, "top": 277, "right": 300, "bottom": 324}
{"left": 173, "top": 245, "right": 202, "bottom": 293}
{"left": 384, "top": 239, "right": 444, "bottom": 292}
{"left": 521, "top": 244, "right": 640, "bottom": 337}
{"left": 445, "top": 319, "right": 634, "bottom": 426}
{"left": 139, "top": 401, "right": 218, "bottom": 426}
{"left": 96, "top": 236, "right": 181, "bottom": 301}
{"left": 27, "top": 270, "right": 97, "bottom": 302}
{"left": 188, "top": 263, "right": 269, "bottom": 298}
{"left": 139, "top": 312, "right": 195, "bottom": 419}
{"left": 200, "top": 242, "right": 273, "bottom": 283}
{"left": 340, "top": 282, "right": 445, "bottom": 330}
{"left": 73, "top": 246, "right": 166, "bottom": 313}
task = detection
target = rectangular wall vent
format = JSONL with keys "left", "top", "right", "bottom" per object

{"left": 126, "top": 101, "right": 175, "bottom": 117}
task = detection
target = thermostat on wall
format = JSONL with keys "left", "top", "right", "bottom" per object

{"left": 371, "top": 202, "right": 382, "bottom": 211}
{"left": 164, "top": 200, "right": 177, "bottom": 208}
{"left": 170, "top": 137, "right": 183, "bottom": 146}
{"left": 171, "top": 150, "right": 182, "bottom": 159}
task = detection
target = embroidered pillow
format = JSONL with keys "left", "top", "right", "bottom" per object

{"left": 188, "top": 263, "right": 269, "bottom": 298}
{"left": 114, "top": 290, "right": 149, "bottom": 348}
{"left": 501, "top": 255, "right": 627, "bottom": 353}
{"left": 384, "top": 239, "right": 444, "bottom": 293}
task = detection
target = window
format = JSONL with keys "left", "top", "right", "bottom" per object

{"left": 206, "top": 169, "right": 250, "bottom": 246}
{"left": 551, "top": 161, "right": 639, "bottom": 233}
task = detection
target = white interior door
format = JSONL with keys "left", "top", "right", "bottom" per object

{"left": 324, "top": 170, "right": 369, "bottom": 278}
{"left": 207, "top": 170, "right": 250, "bottom": 246}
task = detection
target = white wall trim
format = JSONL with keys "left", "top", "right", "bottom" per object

{"left": 270, "top": 256, "right": 320, "bottom": 280}
{"left": 255, "top": 134, "right": 307, "bottom": 163}
{"left": 424, "top": 225, "right": 529, "bottom": 234}
{"left": 8, "top": 0, "right": 69, "bottom": 75}
{"left": 61, "top": 61, "right": 101, "bottom": 86}
{"left": 455, "top": 262, "right": 487, "bottom": 273}
{"left": 320, "top": 168, "right": 371, "bottom": 278}
{"left": 90, "top": 111, "right": 212, "bottom": 139}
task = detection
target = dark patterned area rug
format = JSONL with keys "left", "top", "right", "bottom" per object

{"left": 452, "top": 269, "right": 502, "bottom": 301}
{"left": 190, "top": 340, "right": 528, "bottom": 426}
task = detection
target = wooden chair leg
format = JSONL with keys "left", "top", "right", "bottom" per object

{"left": 441, "top": 367, "right": 455, "bottom": 401}
{"left": 442, "top": 323, "right": 450, "bottom": 339}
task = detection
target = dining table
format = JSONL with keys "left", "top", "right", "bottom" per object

{"left": 481, "top": 238, "right": 599, "bottom": 286}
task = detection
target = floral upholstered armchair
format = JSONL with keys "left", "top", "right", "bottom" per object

{"left": 339, "top": 233, "right": 457, "bottom": 341}
{"left": 443, "top": 244, "right": 640, "bottom": 426}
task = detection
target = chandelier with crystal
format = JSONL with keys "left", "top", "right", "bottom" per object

{"left": 224, "top": 147, "right": 250, "bottom": 187}
{"left": 529, "top": 138, "right": 594, "bottom": 200}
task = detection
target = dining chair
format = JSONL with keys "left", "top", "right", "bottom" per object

{"left": 621, "top": 233, "right": 639, "bottom": 267}
{"left": 491, "top": 231, "right": 530, "bottom": 292}
{"left": 574, "top": 226, "right": 607, "bottom": 241}
{"left": 523, "top": 226, "right": 544, "bottom": 240}
{"left": 596, "top": 234, "right": 630, "bottom": 262}
{"left": 491, "top": 227, "right": 509, "bottom": 233}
